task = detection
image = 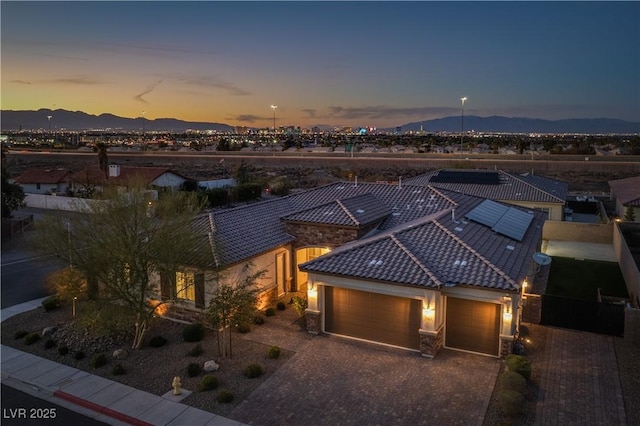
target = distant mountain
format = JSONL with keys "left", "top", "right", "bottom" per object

{"left": 0, "top": 109, "right": 234, "bottom": 132}
{"left": 397, "top": 115, "right": 640, "bottom": 134}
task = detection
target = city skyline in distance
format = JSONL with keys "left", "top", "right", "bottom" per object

{"left": 2, "top": 2, "right": 638, "bottom": 129}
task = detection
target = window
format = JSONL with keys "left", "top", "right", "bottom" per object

{"left": 176, "top": 271, "right": 195, "bottom": 301}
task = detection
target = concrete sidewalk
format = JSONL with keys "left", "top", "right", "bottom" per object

{"left": 1, "top": 298, "right": 244, "bottom": 426}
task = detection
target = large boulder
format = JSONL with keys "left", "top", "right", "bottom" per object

{"left": 42, "top": 326, "right": 57, "bottom": 337}
{"left": 204, "top": 360, "right": 220, "bottom": 372}
{"left": 113, "top": 349, "right": 128, "bottom": 360}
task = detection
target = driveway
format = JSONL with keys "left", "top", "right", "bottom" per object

{"left": 235, "top": 324, "right": 500, "bottom": 426}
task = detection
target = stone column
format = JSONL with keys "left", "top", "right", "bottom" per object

{"left": 305, "top": 309, "right": 321, "bottom": 335}
{"left": 419, "top": 325, "right": 443, "bottom": 358}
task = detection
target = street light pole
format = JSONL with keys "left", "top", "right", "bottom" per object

{"left": 270, "top": 105, "right": 277, "bottom": 134}
{"left": 460, "top": 97, "right": 467, "bottom": 156}
{"left": 142, "top": 111, "right": 146, "bottom": 137}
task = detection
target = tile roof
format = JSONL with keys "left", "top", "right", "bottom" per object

{"left": 68, "top": 165, "right": 186, "bottom": 187}
{"left": 404, "top": 169, "right": 567, "bottom": 204}
{"left": 282, "top": 193, "right": 391, "bottom": 227}
{"left": 14, "top": 168, "right": 72, "bottom": 184}
{"left": 609, "top": 176, "right": 640, "bottom": 207}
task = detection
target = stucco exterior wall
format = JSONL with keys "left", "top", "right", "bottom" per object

{"left": 25, "top": 193, "right": 100, "bottom": 212}
{"left": 151, "top": 173, "right": 187, "bottom": 189}
{"left": 505, "top": 200, "right": 563, "bottom": 221}
{"left": 542, "top": 220, "right": 613, "bottom": 243}
{"left": 20, "top": 182, "right": 69, "bottom": 195}
{"left": 613, "top": 223, "right": 640, "bottom": 308}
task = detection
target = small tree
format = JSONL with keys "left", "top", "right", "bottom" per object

{"left": 46, "top": 267, "right": 87, "bottom": 303}
{"left": 205, "top": 266, "right": 265, "bottom": 358}
{"left": 1, "top": 148, "right": 26, "bottom": 218}
{"left": 624, "top": 205, "right": 636, "bottom": 222}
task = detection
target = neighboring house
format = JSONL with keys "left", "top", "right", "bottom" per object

{"left": 155, "top": 179, "right": 546, "bottom": 359}
{"left": 13, "top": 168, "right": 73, "bottom": 195}
{"left": 69, "top": 164, "right": 190, "bottom": 194}
{"left": 609, "top": 175, "right": 640, "bottom": 222}
{"left": 404, "top": 169, "right": 568, "bottom": 221}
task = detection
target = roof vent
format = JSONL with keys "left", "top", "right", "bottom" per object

{"left": 368, "top": 259, "right": 383, "bottom": 266}
{"left": 506, "top": 245, "right": 515, "bottom": 251}
{"left": 356, "top": 209, "right": 365, "bottom": 214}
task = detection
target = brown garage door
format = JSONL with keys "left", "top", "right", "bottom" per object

{"left": 325, "top": 287, "right": 421, "bottom": 350}
{"left": 445, "top": 297, "right": 500, "bottom": 356}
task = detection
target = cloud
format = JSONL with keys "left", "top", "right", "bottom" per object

{"left": 301, "top": 109, "right": 317, "bottom": 118}
{"left": 134, "top": 80, "right": 163, "bottom": 104}
{"left": 232, "top": 114, "right": 262, "bottom": 123}
{"left": 327, "top": 105, "right": 459, "bottom": 121}
{"left": 164, "top": 73, "right": 251, "bottom": 96}
{"left": 45, "top": 76, "right": 106, "bottom": 85}
{"left": 10, "top": 80, "right": 31, "bottom": 85}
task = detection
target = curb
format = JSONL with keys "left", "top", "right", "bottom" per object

{"left": 54, "top": 390, "right": 153, "bottom": 426}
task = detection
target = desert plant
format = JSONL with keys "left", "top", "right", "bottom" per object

{"left": 216, "top": 389, "right": 234, "bottom": 403}
{"left": 111, "top": 363, "right": 126, "bottom": 375}
{"left": 252, "top": 315, "right": 265, "bottom": 325}
{"left": 498, "top": 371, "right": 527, "bottom": 394}
{"left": 236, "top": 323, "right": 251, "bottom": 334}
{"left": 41, "top": 296, "right": 60, "bottom": 312}
{"left": 243, "top": 363, "right": 263, "bottom": 379}
{"left": 291, "top": 296, "right": 308, "bottom": 317}
{"left": 187, "top": 362, "right": 202, "bottom": 377}
{"left": 74, "top": 351, "right": 86, "bottom": 360}
{"left": 44, "top": 339, "right": 57, "bottom": 349}
{"left": 14, "top": 330, "right": 28, "bottom": 340}
{"left": 188, "top": 344, "right": 203, "bottom": 357}
{"left": 149, "top": 335, "right": 168, "bottom": 348}
{"left": 265, "top": 307, "right": 276, "bottom": 317}
{"left": 91, "top": 353, "right": 108, "bottom": 368}
{"left": 267, "top": 346, "right": 281, "bottom": 359}
{"left": 198, "top": 375, "right": 219, "bottom": 392}
{"left": 276, "top": 301, "right": 286, "bottom": 311}
{"left": 58, "top": 346, "right": 69, "bottom": 355}
{"left": 182, "top": 323, "right": 205, "bottom": 342}
{"left": 24, "top": 333, "right": 40, "bottom": 345}
{"left": 497, "top": 390, "right": 525, "bottom": 417}
{"left": 506, "top": 354, "right": 532, "bottom": 381}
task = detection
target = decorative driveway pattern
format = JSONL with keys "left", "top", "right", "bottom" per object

{"left": 231, "top": 334, "right": 500, "bottom": 426}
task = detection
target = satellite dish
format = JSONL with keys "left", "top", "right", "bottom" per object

{"left": 533, "top": 252, "right": 552, "bottom": 266}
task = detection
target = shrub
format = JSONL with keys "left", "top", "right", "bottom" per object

{"left": 111, "top": 363, "right": 126, "bottom": 376}
{"left": 44, "top": 339, "right": 57, "bottom": 349}
{"left": 74, "top": 351, "right": 86, "bottom": 360}
{"left": 216, "top": 389, "right": 234, "bottom": 403}
{"left": 506, "top": 354, "right": 532, "bottom": 381}
{"left": 188, "top": 344, "right": 203, "bottom": 357}
{"left": 498, "top": 371, "right": 526, "bottom": 394}
{"left": 497, "top": 390, "right": 525, "bottom": 417}
{"left": 265, "top": 307, "right": 276, "bottom": 317}
{"left": 198, "top": 375, "right": 219, "bottom": 392}
{"left": 149, "top": 336, "right": 168, "bottom": 348}
{"left": 14, "top": 330, "right": 28, "bottom": 340}
{"left": 187, "top": 363, "right": 202, "bottom": 377}
{"left": 267, "top": 346, "right": 281, "bottom": 359}
{"left": 232, "top": 183, "right": 263, "bottom": 202}
{"left": 236, "top": 323, "right": 251, "bottom": 334}
{"left": 182, "top": 323, "right": 205, "bottom": 342}
{"left": 92, "top": 353, "right": 108, "bottom": 368}
{"left": 24, "top": 333, "right": 40, "bottom": 345}
{"left": 41, "top": 296, "right": 60, "bottom": 312}
{"left": 252, "top": 315, "right": 265, "bottom": 325}
{"left": 58, "top": 346, "right": 69, "bottom": 356}
{"left": 291, "top": 296, "right": 308, "bottom": 317}
{"left": 276, "top": 301, "right": 286, "bottom": 311}
{"left": 243, "top": 363, "right": 263, "bottom": 379}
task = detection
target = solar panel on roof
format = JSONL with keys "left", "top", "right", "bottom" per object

{"left": 465, "top": 199, "right": 534, "bottom": 242}
{"left": 429, "top": 170, "right": 501, "bottom": 185}
{"left": 465, "top": 199, "right": 509, "bottom": 227}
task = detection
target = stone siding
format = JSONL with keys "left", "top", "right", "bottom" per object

{"left": 419, "top": 326, "right": 443, "bottom": 358}
{"left": 522, "top": 294, "right": 542, "bottom": 324}
{"left": 305, "top": 309, "right": 321, "bottom": 334}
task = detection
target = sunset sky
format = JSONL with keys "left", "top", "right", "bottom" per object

{"left": 2, "top": 1, "right": 639, "bottom": 129}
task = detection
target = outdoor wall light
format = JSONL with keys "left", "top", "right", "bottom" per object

{"left": 423, "top": 307, "right": 435, "bottom": 320}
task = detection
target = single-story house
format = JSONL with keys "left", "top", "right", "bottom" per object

{"left": 155, "top": 178, "right": 546, "bottom": 359}
{"left": 404, "top": 169, "right": 568, "bottom": 221}
{"left": 69, "top": 164, "right": 190, "bottom": 194}
{"left": 13, "top": 168, "right": 73, "bottom": 195}
{"left": 609, "top": 175, "right": 640, "bottom": 222}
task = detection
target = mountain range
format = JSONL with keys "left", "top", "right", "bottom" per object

{"left": 1, "top": 109, "right": 639, "bottom": 134}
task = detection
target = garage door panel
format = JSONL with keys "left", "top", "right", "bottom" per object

{"left": 446, "top": 298, "right": 500, "bottom": 356}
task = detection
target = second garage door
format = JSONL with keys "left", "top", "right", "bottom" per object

{"left": 445, "top": 297, "right": 500, "bottom": 356}
{"left": 325, "top": 286, "right": 421, "bottom": 350}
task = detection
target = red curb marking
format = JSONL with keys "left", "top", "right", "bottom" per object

{"left": 54, "top": 390, "right": 153, "bottom": 426}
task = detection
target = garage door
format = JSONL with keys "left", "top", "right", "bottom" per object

{"left": 325, "top": 287, "right": 421, "bottom": 350}
{"left": 445, "top": 297, "right": 500, "bottom": 356}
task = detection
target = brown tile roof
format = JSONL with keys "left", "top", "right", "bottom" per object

{"left": 609, "top": 175, "right": 640, "bottom": 207}
{"left": 13, "top": 168, "right": 72, "bottom": 184}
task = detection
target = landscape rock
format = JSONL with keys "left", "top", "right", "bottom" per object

{"left": 204, "top": 360, "right": 220, "bottom": 372}
{"left": 42, "top": 326, "right": 57, "bottom": 337}
{"left": 113, "top": 349, "right": 128, "bottom": 360}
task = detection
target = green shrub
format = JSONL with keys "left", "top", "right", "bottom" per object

{"left": 198, "top": 375, "right": 219, "bottom": 392}
{"left": 188, "top": 344, "right": 203, "bottom": 357}
{"left": 58, "top": 346, "right": 69, "bottom": 356}
{"left": 74, "top": 351, "right": 86, "bottom": 360}
{"left": 187, "top": 362, "right": 202, "bottom": 377}
{"left": 265, "top": 307, "right": 276, "bottom": 317}
{"left": 111, "top": 363, "right": 126, "bottom": 376}
{"left": 14, "top": 330, "right": 28, "bottom": 340}
{"left": 497, "top": 390, "right": 525, "bottom": 417}
{"left": 236, "top": 323, "right": 251, "bottom": 334}
{"left": 205, "top": 188, "right": 229, "bottom": 208}
{"left": 498, "top": 371, "right": 527, "bottom": 394}
{"left": 216, "top": 389, "right": 234, "bottom": 403}
{"left": 506, "top": 354, "right": 532, "bottom": 381}
{"left": 42, "top": 296, "right": 60, "bottom": 312}
{"left": 182, "top": 323, "right": 205, "bottom": 342}
{"left": 232, "top": 183, "right": 263, "bottom": 202}
{"left": 149, "top": 336, "right": 168, "bottom": 348}
{"left": 291, "top": 296, "right": 308, "bottom": 317}
{"left": 24, "top": 333, "right": 40, "bottom": 345}
{"left": 44, "top": 339, "right": 57, "bottom": 349}
{"left": 252, "top": 315, "right": 265, "bottom": 325}
{"left": 268, "top": 177, "right": 292, "bottom": 196}
{"left": 276, "top": 301, "right": 286, "bottom": 311}
{"left": 243, "top": 363, "right": 263, "bottom": 379}
{"left": 267, "top": 346, "right": 281, "bottom": 359}
{"left": 91, "top": 353, "right": 108, "bottom": 368}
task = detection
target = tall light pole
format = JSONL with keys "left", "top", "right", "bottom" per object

{"left": 47, "top": 115, "right": 53, "bottom": 144}
{"left": 270, "top": 105, "right": 277, "bottom": 134}
{"left": 142, "top": 110, "right": 146, "bottom": 137}
{"left": 460, "top": 97, "right": 467, "bottom": 155}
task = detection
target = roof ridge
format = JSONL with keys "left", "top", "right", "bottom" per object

{"left": 503, "top": 171, "right": 565, "bottom": 203}
{"left": 336, "top": 199, "right": 360, "bottom": 225}
{"left": 427, "top": 185, "right": 458, "bottom": 206}
{"left": 432, "top": 220, "right": 518, "bottom": 289}
{"left": 390, "top": 234, "right": 442, "bottom": 287}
